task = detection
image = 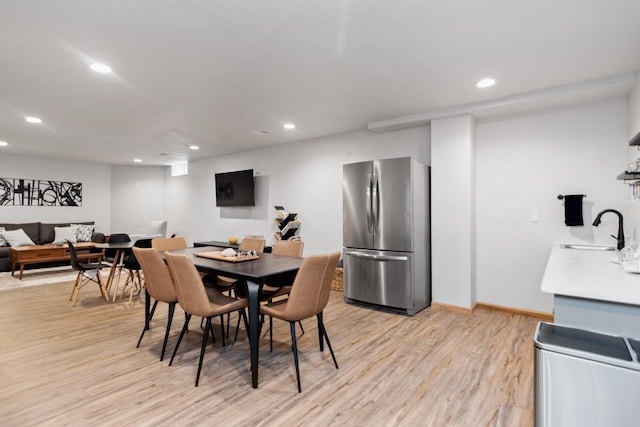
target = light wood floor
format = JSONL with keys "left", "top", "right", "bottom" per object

{"left": 0, "top": 280, "right": 539, "bottom": 426}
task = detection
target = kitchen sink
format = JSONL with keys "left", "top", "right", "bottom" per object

{"left": 559, "top": 244, "right": 616, "bottom": 251}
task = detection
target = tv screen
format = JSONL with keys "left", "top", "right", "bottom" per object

{"left": 215, "top": 169, "right": 255, "bottom": 207}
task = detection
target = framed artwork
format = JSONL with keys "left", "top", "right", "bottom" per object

{"left": 0, "top": 178, "right": 82, "bottom": 206}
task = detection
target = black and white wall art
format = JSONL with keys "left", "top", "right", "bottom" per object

{"left": 0, "top": 178, "right": 82, "bottom": 206}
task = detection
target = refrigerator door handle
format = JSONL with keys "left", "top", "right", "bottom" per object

{"left": 372, "top": 172, "right": 379, "bottom": 233}
{"left": 346, "top": 251, "right": 408, "bottom": 262}
{"left": 366, "top": 173, "right": 373, "bottom": 233}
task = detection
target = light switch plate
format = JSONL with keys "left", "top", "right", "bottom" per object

{"left": 530, "top": 209, "right": 540, "bottom": 222}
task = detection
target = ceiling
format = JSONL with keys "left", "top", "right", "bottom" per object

{"left": 1, "top": 1, "right": 640, "bottom": 166}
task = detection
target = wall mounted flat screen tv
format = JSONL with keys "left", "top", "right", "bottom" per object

{"left": 215, "top": 169, "right": 255, "bottom": 207}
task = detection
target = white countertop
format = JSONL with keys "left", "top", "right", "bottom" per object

{"left": 540, "top": 243, "right": 640, "bottom": 306}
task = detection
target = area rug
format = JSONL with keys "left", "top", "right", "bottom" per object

{"left": 0, "top": 266, "right": 77, "bottom": 291}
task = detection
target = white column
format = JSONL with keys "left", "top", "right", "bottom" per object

{"left": 430, "top": 115, "right": 476, "bottom": 308}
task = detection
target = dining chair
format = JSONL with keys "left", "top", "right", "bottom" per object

{"left": 165, "top": 252, "right": 249, "bottom": 386}
{"left": 133, "top": 247, "right": 181, "bottom": 361}
{"left": 151, "top": 236, "right": 188, "bottom": 252}
{"left": 261, "top": 239, "right": 304, "bottom": 298}
{"left": 103, "top": 233, "right": 131, "bottom": 263}
{"left": 148, "top": 220, "right": 167, "bottom": 238}
{"left": 259, "top": 251, "right": 340, "bottom": 392}
{"left": 202, "top": 237, "right": 265, "bottom": 335}
{"left": 67, "top": 240, "right": 110, "bottom": 307}
{"left": 235, "top": 240, "right": 305, "bottom": 348}
{"left": 118, "top": 238, "right": 153, "bottom": 304}
{"left": 203, "top": 237, "right": 266, "bottom": 292}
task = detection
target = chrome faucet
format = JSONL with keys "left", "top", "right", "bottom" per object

{"left": 592, "top": 209, "right": 625, "bottom": 250}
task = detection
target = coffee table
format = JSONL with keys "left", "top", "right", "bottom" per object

{"left": 10, "top": 242, "right": 100, "bottom": 280}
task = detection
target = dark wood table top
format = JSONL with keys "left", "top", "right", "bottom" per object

{"left": 169, "top": 246, "right": 301, "bottom": 282}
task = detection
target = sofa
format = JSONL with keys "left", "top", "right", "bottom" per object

{"left": 0, "top": 221, "right": 105, "bottom": 273}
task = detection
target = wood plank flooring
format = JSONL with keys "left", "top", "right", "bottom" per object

{"left": 0, "top": 281, "right": 539, "bottom": 426}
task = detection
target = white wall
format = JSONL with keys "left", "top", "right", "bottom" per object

{"left": 0, "top": 153, "right": 111, "bottom": 231}
{"left": 110, "top": 165, "right": 167, "bottom": 235}
{"left": 431, "top": 115, "right": 476, "bottom": 308}
{"left": 164, "top": 127, "right": 430, "bottom": 253}
{"left": 3, "top": 94, "right": 632, "bottom": 315}
{"left": 475, "top": 98, "right": 629, "bottom": 313}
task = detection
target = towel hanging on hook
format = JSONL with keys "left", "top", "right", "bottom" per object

{"left": 558, "top": 194, "right": 585, "bottom": 226}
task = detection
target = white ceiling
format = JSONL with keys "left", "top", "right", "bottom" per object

{"left": 1, "top": 0, "right": 640, "bottom": 166}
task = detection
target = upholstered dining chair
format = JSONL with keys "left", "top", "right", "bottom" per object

{"left": 260, "top": 251, "right": 340, "bottom": 392}
{"left": 165, "top": 252, "right": 249, "bottom": 387}
{"left": 235, "top": 239, "right": 305, "bottom": 348}
{"left": 67, "top": 240, "right": 110, "bottom": 307}
{"left": 202, "top": 237, "right": 266, "bottom": 335}
{"left": 133, "top": 247, "right": 180, "bottom": 361}
{"left": 260, "top": 239, "right": 304, "bottom": 298}
{"left": 203, "top": 237, "right": 266, "bottom": 293}
{"left": 151, "top": 236, "right": 188, "bottom": 252}
{"left": 148, "top": 220, "right": 167, "bottom": 238}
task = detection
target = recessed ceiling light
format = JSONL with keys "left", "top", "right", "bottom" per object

{"left": 133, "top": 158, "right": 142, "bottom": 163}
{"left": 90, "top": 63, "right": 112, "bottom": 74}
{"left": 25, "top": 116, "right": 42, "bottom": 124}
{"left": 475, "top": 78, "right": 496, "bottom": 88}
{"left": 283, "top": 123, "right": 296, "bottom": 130}
{"left": 189, "top": 145, "right": 200, "bottom": 150}
{"left": 0, "top": 141, "right": 8, "bottom": 147}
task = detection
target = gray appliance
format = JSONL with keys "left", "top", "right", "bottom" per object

{"left": 342, "top": 157, "right": 430, "bottom": 315}
{"left": 534, "top": 322, "right": 640, "bottom": 427}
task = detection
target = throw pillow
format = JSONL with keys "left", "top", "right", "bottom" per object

{"left": 71, "top": 224, "right": 95, "bottom": 242}
{"left": 1, "top": 228, "right": 35, "bottom": 247}
{"left": 0, "top": 227, "right": 6, "bottom": 246}
{"left": 53, "top": 226, "right": 77, "bottom": 244}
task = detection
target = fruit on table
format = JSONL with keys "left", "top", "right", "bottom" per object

{"left": 228, "top": 236, "right": 238, "bottom": 244}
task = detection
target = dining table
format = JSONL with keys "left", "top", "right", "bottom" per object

{"left": 169, "top": 246, "right": 303, "bottom": 388}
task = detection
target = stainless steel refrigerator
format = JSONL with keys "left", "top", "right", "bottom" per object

{"left": 342, "top": 157, "right": 430, "bottom": 316}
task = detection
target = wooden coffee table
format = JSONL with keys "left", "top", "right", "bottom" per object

{"left": 10, "top": 242, "right": 101, "bottom": 280}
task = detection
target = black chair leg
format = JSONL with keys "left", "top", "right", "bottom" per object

{"left": 317, "top": 316, "right": 323, "bottom": 351}
{"left": 290, "top": 321, "right": 301, "bottom": 393}
{"left": 234, "top": 311, "right": 242, "bottom": 339}
{"left": 298, "top": 320, "right": 305, "bottom": 335}
{"left": 196, "top": 317, "right": 211, "bottom": 387}
{"left": 219, "top": 314, "right": 226, "bottom": 347}
{"left": 144, "top": 290, "right": 153, "bottom": 330}
{"left": 270, "top": 316, "right": 273, "bottom": 352}
{"left": 160, "top": 302, "right": 176, "bottom": 361}
{"left": 210, "top": 321, "right": 216, "bottom": 347}
{"left": 234, "top": 309, "right": 249, "bottom": 342}
{"left": 169, "top": 313, "right": 192, "bottom": 366}
{"left": 317, "top": 312, "right": 338, "bottom": 369}
{"left": 137, "top": 300, "right": 159, "bottom": 348}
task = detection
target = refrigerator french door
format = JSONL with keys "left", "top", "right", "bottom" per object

{"left": 342, "top": 157, "right": 430, "bottom": 316}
